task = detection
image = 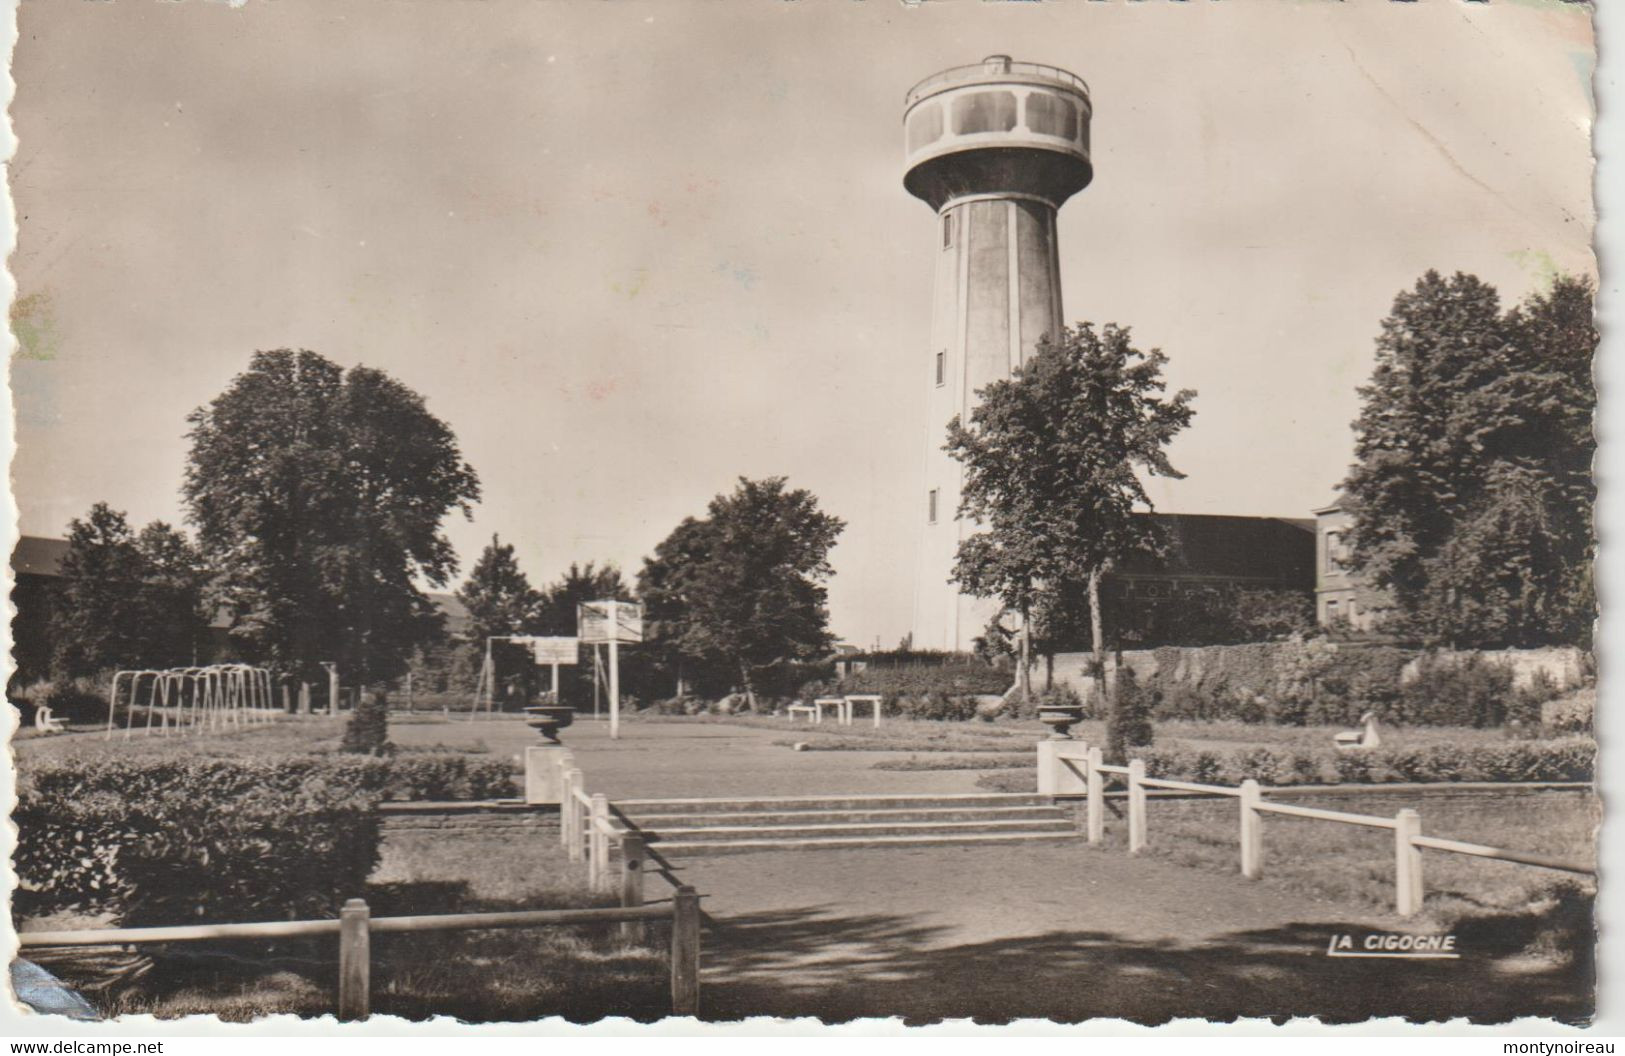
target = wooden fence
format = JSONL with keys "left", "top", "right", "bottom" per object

{"left": 1039, "top": 740, "right": 1594, "bottom": 917}
{"left": 18, "top": 891, "right": 702, "bottom": 1021}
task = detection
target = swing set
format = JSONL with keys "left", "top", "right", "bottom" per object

{"left": 103, "top": 662, "right": 279, "bottom": 740}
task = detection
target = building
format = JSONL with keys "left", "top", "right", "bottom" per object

{"left": 1107, "top": 513, "right": 1315, "bottom": 643}
{"left": 9, "top": 535, "right": 473, "bottom": 681}
{"left": 904, "top": 55, "right": 1096, "bottom": 652}
{"left": 1311, "top": 493, "right": 1386, "bottom": 631}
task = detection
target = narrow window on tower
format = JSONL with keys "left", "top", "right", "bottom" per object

{"left": 942, "top": 212, "right": 954, "bottom": 250}
{"left": 935, "top": 350, "right": 946, "bottom": 387}
{"left": 928, "top": 488, "right": 939, "bottom": 524}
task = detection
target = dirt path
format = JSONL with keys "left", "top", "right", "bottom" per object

{"left": 679, "top": 842, "right": 1589, "bottom": 1024}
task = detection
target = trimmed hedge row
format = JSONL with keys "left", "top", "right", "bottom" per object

{"left": 15, "top": 751, "right": 521, "bottom": 924}
{"left": 1137, "top": 737, "right": 1595, "bottom": 788}
{"left": 16, "top": 756, "right": 384, "bottom": 925}
{"left": 799, "top": 663, "right": 1013, "bottom": 721}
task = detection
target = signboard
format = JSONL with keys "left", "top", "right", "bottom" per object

{"left": 529, "top": 637, "right": 579, "bottom": 666}
{"left": 579, "top": 600, "right": 643, "bottom": 644}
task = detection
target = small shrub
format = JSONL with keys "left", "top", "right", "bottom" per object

{"left": 1105, "top": 668, "right": 1154, "bottom": 763}
{"left": 341, "top": 689, "right": 393, "bottom": 755}
{"left": 1399, "top": 653, "right": 1515, "bottom": 727}
{"left": 1134, "top": 737, "right": 1594, "bottom": 788}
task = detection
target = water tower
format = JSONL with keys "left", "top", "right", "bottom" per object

{"left": 904, "top": 56, "right": 1094, "bottom": 652}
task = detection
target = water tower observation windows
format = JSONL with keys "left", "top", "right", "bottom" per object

{"left": 942, "top": 213, "right": 955, "bottom": 249}
{"left": 935, "top": 350, "right": 946, "bottom": 386}
{"left": 928, "top": 488, "right": 940, "bottom": 524}
{"left": 1024, "top": 92, "right": 1078, "bottom": 140}
{"left": 908, "top": 103, "right": 944, "bottom": 153}
{"left": 951, "top": 91, "right": 1018, "bottom": 135}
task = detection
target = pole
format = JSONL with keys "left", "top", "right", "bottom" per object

{"left": 589, "top": 793, "right": 610, "bottom": 890}
{"left": 338, "top": 898, "right": 371, "bottom": 1021}
{"left": 619, "top": 835, "right": 647, "bottom": 941}
{"left": 608, "top": 641, "right": 621, "bottom": 742}
{"left": 593, "top": 646, "right": 603, "bottom": 719}
{"left": 551, "top": 662, "right": 559, "bottom": 701}
{"left": 670, "top": 886, "right": 701, "bottom": 1016}
{"left": 1085, "top": 746, "right": 1104, "bottom": 844}
{"left": 1127, "top": 758, "right": 1147, "bottom": 854}
{"left": 1240, "top": 779, "right": 1263, "bottom": 879}
{"left": 328, "top": 664, "right": 339, "bottom": 716}
{"left": 1395, "top": 809, "right": 1424, "bottom": 917}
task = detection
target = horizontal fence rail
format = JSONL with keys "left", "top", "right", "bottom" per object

{"left": 19, "top": 889, "right": 703, "bottom": 1021}
{"left": 1036, "top": 738, "right": 1594, "bottom": 917}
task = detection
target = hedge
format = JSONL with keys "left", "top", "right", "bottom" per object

{"left": 1137, "top": 737, "right": 1594, "bottom": 787}
{"left": 14, "top": 750, "right": 521, "bottom": 925}
{"left": 15, "top": 756, "right": 384, "bottom": 925}
{"left": 798, "top": 662, "right": 1012, "bottom": 720}
{"left": 1130, "top": 642, "right": 1568, "bottom": 728}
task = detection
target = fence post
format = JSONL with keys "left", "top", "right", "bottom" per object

{"left": 1085, "top": 746, "right": 1104, "bottom": 845}
{"left": 590, "top": 793, "right": 610, "bottom": 891}
{"left": 670, "top": 885, "right": 701, "bottom": 1016}
{"left": 1239, "top": 779, "right": 1263, "bottom": 879}
{"left": 564, "top": 770, "right": 585, "bottom": 861}
{"left": 619, "top": 834, "right": 647, "bottom": 942}
{"left": 338, "top": 898, "right": 371, "bottom": 1022}
{"left": 1395, "top": 808, "right": 1424, "bottom": 917}
{"left": 1127, "top": 758, "right": 1147, "bottom": 854}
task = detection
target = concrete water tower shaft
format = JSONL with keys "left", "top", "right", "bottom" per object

{"left": 904, "top": 55, "right": 1095, "bottom": 652}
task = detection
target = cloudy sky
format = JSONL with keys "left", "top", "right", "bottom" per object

{"left": 9, "top": 0, "right": 1595, "bottom": 647}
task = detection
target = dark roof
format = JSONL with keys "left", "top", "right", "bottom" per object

{"left": 1114, "top": 513, "right": 1315, "bottom": 586}
{"left": 12, "top": 536, "right": 69, "bottom": 577}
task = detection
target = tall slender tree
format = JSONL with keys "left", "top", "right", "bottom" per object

{"left": 457, "top": 535, "right": 542, "bottom": 642}
{"left": 945, "top": 322, "right": 1195, "bottom": 744}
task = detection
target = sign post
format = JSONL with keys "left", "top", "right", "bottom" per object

{"left": 528, "top": 637, "right": 579, "bottom": 702}
{"left": 579, "top": 600, "right": 642, "bottom": 740}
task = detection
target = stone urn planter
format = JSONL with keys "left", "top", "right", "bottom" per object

{"left": 523, "top": 704, "right": 576, "bottom": 744}
{"left": 1036, "top": 700, "right": 1086, "bottom": 740}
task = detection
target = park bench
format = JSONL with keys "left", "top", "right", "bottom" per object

{"left": 840, "top": 694, "right": 883, "bottom": 728}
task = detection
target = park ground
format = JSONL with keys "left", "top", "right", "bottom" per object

{"left": 409, "top": 714, "right": 1598, "bottom": 1023}
{"left": 15, "top": 713, "right": 1596, "bottom": 1023}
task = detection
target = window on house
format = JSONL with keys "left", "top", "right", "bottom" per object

{"left": 1326, "top": 599, "right": 1340, "bottom": 622}
{"left": 928, "top": 488, "right": 939, "bottom": 524}
{"left": 935, "top": 350, "right": 946, "bottom": 387}
{"left": 1325, "top": 531, "right": 1346, "bottom": 573}
{"left": 942, "top": 213, "right": 955, "bottom": 250}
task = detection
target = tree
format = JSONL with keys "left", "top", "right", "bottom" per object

{"left": 457, "top": 535, "right": 542, "bottom": 642}
{"left": 536, "top": 561, "right": 633, "bottom": 636}
{"left": 49, "top": 504, "right": 208, "bottom": 677}
{"left": 945, "top": 322, "right": 1196, "bottom": 729}
{"left": 638, "top": 477, "right": 844, "bottom": 709}
{"left": 183, "top": 349, "right": 480, "bottom": 684}
{"left": 1341, "top": 273, "right": 1595, "bottom": 647}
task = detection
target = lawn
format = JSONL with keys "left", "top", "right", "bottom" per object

{"left": 1091, "top": 787, "right": 1597, "bottom": 932}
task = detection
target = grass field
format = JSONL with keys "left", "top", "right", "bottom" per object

{"left": 1090, "top": 787, "right": 1597, "bottom": 934}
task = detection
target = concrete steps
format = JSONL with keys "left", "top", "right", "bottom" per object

{"left": 611, "top": 792, "right": 1080, "bottom": 856}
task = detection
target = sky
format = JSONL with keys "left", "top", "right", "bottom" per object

{"left": 8, "top": 0, "right": 1596, "bottom": 649}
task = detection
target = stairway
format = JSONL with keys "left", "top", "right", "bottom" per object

{"left": 609, "top": 792, "right": 1081, "bottom": 855}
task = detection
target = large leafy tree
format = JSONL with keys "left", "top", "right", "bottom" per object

{"left": 638, "top": 477, "right": 844, "bottom": 709}
{"left": 945, "top": 322, "right": 1195, "bottom": 724}
{"left": 50, "top": 504, "right": 209, "bottom": 677}
{"left": 1341, "top": 272, "right": 1595, "bottom": 647}
{"left": 184, "top": 349, "right": 480, "bottom": 683}
{"left": 535, "top": 561, "right": 634, "bottom": 636}
{"left": 457, "top": 535, "right": 542, "bottom": 642}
